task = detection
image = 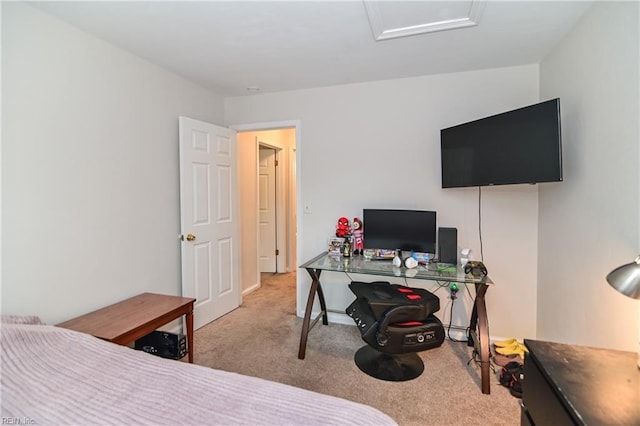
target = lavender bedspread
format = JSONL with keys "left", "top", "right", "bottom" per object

{"left": 0, "top": 318, "right": 396, "bottom": 425}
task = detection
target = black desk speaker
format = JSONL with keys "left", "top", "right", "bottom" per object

{"left": 438, "top": 227, "right": 457, "bottom": 265}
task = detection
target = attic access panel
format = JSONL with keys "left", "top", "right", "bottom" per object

{"left": 364, "top": 0, "right": 486, "bottom": 41}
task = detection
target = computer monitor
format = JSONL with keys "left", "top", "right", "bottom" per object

{"left": 363, "top": 209, "right": 437, "bottom": 254}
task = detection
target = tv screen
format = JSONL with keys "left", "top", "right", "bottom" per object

{"left": 440, "top": 98, "right": 563, "bottom": 188}
{"left": 363, "top": 209, "right": 436, "bottom": 253}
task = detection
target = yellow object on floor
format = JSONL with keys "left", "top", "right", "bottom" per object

{"left": 494, "top": 338, "right": 519, "bottom": 347}
{"left": 495, "top": 342, "right": 529, "bottom": 359}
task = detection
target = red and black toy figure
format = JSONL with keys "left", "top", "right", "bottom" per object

{"left": 336, "top": 217, "right": 351, "bottom": 238}
{"left": 352, "top": 217, "right": 364, "bottom": 256}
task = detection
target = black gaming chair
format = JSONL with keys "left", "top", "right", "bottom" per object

{"left": 346, "top": 281, "right": 445, "bottom": 381}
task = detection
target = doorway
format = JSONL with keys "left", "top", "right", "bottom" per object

{"left": 235, "top": 124, "right": 298, "bottom": 296}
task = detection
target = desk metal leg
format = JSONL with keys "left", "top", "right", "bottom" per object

{"left": 468, "top": 283, "right": 490, "bottom": 394}
{"left": 298, "top": 268, "right": 329, "bottom": 359}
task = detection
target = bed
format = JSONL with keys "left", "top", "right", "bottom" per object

{"left": 0, "top": 316, "right": 396, "bottom": 425}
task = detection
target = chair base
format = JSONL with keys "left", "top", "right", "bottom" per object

{"left": 354, "top": 345, "right": 424, "bottom": 382}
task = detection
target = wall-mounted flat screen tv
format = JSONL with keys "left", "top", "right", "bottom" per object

{"left": 440, "top": 98, "right": 563, "bottom": 188}
{"left": 363, "top": 209, "right": 436, "bottom": 254}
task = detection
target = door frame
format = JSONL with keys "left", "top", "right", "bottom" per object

{"left": 230, "top": 120, "right": 302, "bottom": 312}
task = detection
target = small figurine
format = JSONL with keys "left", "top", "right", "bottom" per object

{"left": 336, "top": 217, "right": 351, "bottom": 238}
{"left": 352, "top": 217, "right": 364, "bottom": 256}
{"left": 342, "top": 237, "right": 352, "bottom": 257}
{"left": 327, "top": 237, "right": 344, "bottom": 256}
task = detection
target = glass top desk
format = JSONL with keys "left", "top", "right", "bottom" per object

{"left": 298, "top": 252, "right": 494, "bottom": 394}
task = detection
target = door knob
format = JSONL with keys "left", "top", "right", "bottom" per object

{"left": 185, "top": 233, "right": 196, "bottom": 242}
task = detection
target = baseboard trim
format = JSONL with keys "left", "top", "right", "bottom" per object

{"left": 243, "top": 282, "right": 260, "bottom": 296}
{"left": 295, "top": 309, "right": 353, "bottom": 326}
{"left": 327, "top": 311, "right": 352, "bottom": 325}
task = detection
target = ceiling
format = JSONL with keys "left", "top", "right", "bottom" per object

{"left": 30, "top": 1, "right": 594, "bottom": 97}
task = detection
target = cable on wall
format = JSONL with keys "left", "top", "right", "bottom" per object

{"left": 446, "top": 298, "right": 461, "bottom": 342}
{"left": 478, "top": 186, "right": 484, "bottom": 262}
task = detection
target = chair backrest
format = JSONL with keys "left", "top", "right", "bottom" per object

{"left": 348, "top": 281, "right": 440, "bottom": 320}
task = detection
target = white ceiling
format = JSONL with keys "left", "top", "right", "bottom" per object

{"left": 30, "top": 1, "right": 594, "bottom": 97}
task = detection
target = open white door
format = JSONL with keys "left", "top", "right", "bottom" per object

{"left": 179, "top": 116, "right": 240, "bottom": 330}
{"left": 259, "top": 147, "right": 277, "bottom": 273}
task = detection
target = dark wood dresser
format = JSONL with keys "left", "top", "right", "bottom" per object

{"left": 521, "top": 339, "right": 639, "bottom": 425}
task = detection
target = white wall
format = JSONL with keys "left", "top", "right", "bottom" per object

{"left": 226, "top": 66, "right": 541, "bottom": 340}
{"left": 1, "top": 3, "right": 225, "bottom": 324}
{"left": 538, "top": 1, "right": 639, "bottom": 351}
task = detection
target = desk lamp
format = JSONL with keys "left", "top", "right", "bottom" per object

{"left": 606, "top": 255, "right": 640, "bottom": 369}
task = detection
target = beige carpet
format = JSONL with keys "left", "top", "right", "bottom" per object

{"left": 194, "top": 272, "right": 520, "bottom": 426}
